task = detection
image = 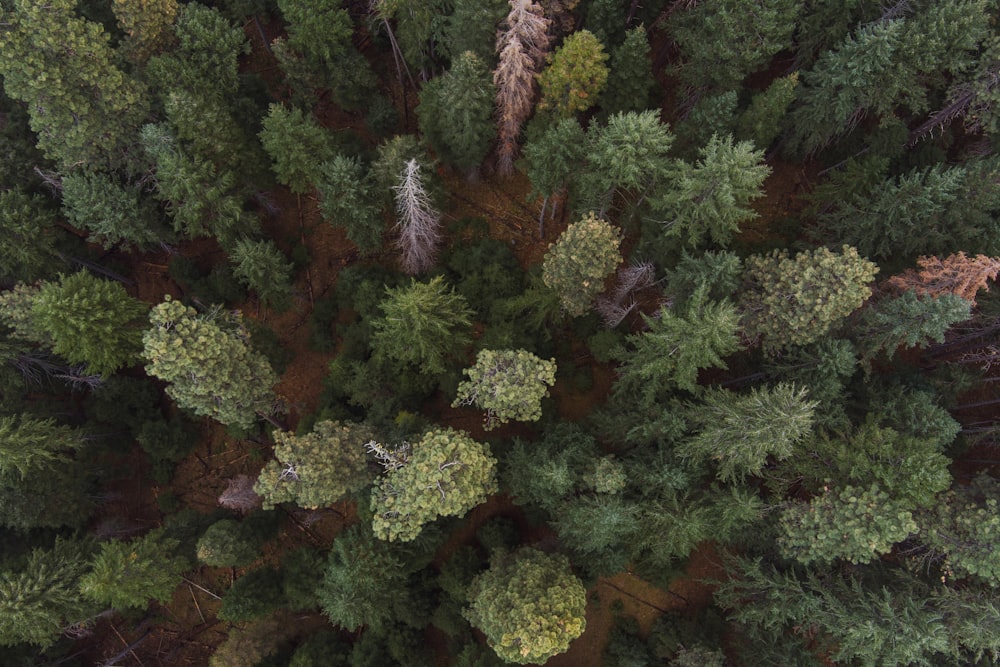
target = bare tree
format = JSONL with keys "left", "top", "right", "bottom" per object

{"left": 393, "top": 159, "right": 442, "bottom": 274}
{"left": 218, "top": 474, "right": 262, "bottom": 514}
{"left": 595, "top": 261, "right": 657, "bottom": 328}
{"left": 494, "top": 0, "right": 551, "bottom": 175}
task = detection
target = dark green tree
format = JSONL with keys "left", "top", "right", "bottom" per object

{"left": 736, "top": 72, "right": 799, "bottom": 150}
{"left": 218, "top": 567, "right": 285, "bottom": 622}
{"left": 259, "top": 104, "right": 336, "bottom": 194}
{"left": 856, "top": 292, "right": 972, "bottom": 362}
{"left": 112, "top": 0, "right": 179, "bottom": 63}
{"left": 601, "top": 26, "right": 656, "bottom": 116}
{"left": 443, "top": 0, "right": 508, "bottom": 64}
{"left": 229, "top": 238, "right": 295, "bottom": 310}
{"left": 0, "top": 189, "right": 64, "bottom": 283}
{"left": 61, "top": 171, "right": 168, "bottom": 250}
{"left": 316, "top": 155, "right": 384, "bottom": 256}
{"left": 196, "top": 518, "right": 270, "bottom": 568}
{"left": 522, "top": 117, "right": 586, "bottom": 227}
{"left": 80, "top": 528, "right": 188, "bottom": 610}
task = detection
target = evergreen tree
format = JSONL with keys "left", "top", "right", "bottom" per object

{"left": 31, "top": 271, "right": 148, "bottom": 376}
{"left": 112, "top": 0, "right": 179, "bottom": 63}
{"left": 653, "top": 134, "right": 770, "bottom": 248}
{"left": 417, "top": 51, "right": 496, "bottom": 174}
{"left": 542, "top": 212, "right": 623, "bottom": 316}
{"left": 316, "top": 155, "right": 384, "bottom": 256}
{"left": 229, "top": 238, "right": 295, "bottom": 310}
{"left": 370, "top": 429, "right": 497, "bottom": 542}
{"left": 601, "top": 26, "right": 656, "bottom": 116}
{"left": 80, "top": 528, "right": 188, "bottom": 610}
{"left": 918, "top": 474, "right": 1000, "bottom": 586}
{"left": 856, "top": 292, "right": 972, "bottom": 361}
{"left": 452, "top": 349, "right": 557, "bottom": 429}
{"left": 736, "top": 72, "right": 799, "bottom": 150}
{"left": 61, "top": 170, "right": 168, "bottom": 250}
{"left": 254, "top": 420, "right": 374, "bottom": 510}
{"left": 196, "top": 518, "right": 270, "bottom": 568}
{"left": 672, "top": 92, "right": 738, "bottom": 156}
{"left": 537, "top": 30, "right": 610, "bottom": 118}
{"left": 217, "top": 567, "right": 285, "bottom": 622}
{"left": 0, "top": 0, "right": 148, "bottom": 169}
{"left": 0, "top": 414, "right": 83, "bottom": 480}
{"left": 522, "top": 117, "right": 586, "bottom": 227}
{"left": 584, "top": 0, "right": 627, "bottom": 49}
{"left": 371, "top": 276, "right": 473, "bottom": 376}
{"left": 142, "top": 297, "right": 280, "bottom": 429}
{"left": 739, "top": 245, "right": 878, "bottom": 354}
{"left": 885, "top": 252, "right": 1000, "bottom": 306}
{"left": 0, "top": 189, "right": 64, "bottom": 284}
{"left": 465, "top": 548, "right": 587, "bottom": 664}
{"left": 259, "top": 104, "right": 336, "bottom": 194}
{"left": 393, "top": 158, "right": 443, "bottom": 274}
{"left": 443, "top": 0, "right": 508, "bottom": 65}
{"left": 678, "top": 383, "right": 817, "bottom": 483}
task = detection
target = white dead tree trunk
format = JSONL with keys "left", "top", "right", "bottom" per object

{"left": 393, "top": 159, "right": 442, "bottom": 274}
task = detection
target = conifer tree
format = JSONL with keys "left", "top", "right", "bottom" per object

{"left": 31, "top": 271, "right": 149, "bottom": 377}
{"left": 739, "top": 245, "right": 878, "bottom": 354}
{"left": 444, "top": 0, "right": 509, "bottom": 65}
{"left": 370, "top": 428, "right": 497, "bottom": 542}
{"left": 679, "top": 383, "right": 817, "bottom": 483}
{"left": 601, "top": 26, "right": 656, "bottom": 116}
{"left": 452, "top": 349, "right": 557, "bottom": 429}
{"left": 0, "top": 414, "right": 83, "bottom": 480}
{"left": 371, "top": 276, "right": 474, "bottom": 375}
{"left": 0, "top": 189, "right": 63, "bottom": 283}
{"left": 255, "top": 420, "right": 374, "bottom": 510}
{"left": 736, "top": 72, "right": 799, "bottom": 150}
{"left": 196, "top": 517, "right": 272, "bottom": 568}
{"left": 522, "top": 117, "right": 586, "bottom": 226}
{"left": 259, "top": 104, "right": 336, "bottom": 194}
{"left": 80, "top": 528, "right": 188, "bottom": 610}
{"left": 112, "top": 0, "right": 179, "bottom": 63}
{"left": 316, "top": 155, "right": 384, "bottom": 255}
{"left": 229, "top": 238, "right": 295, "bottom": 310}
{"left": 417, "top": 52, "right": 496, "bottom": 174}
{"left": 61, "top": 171, "right": 168, "bottom": 250}
{"left": 542, "top": 213, "right": 623, "bottom": 316}
{"left": 142, "top": 297, "right": 279, "bottom": 429}
{"left": 0, "top": 0, "right": 148, "bottom": 169}
{"left": 537, "top": 30, "right": 610, "bottom": 118}
{"left": 494, "top": 0, "right": 552, "bottom": 175}
{"left": 856, "top": 292, "right": 972, "bottom": 361}
{"left": 885, "top": 252, "right": 1000, "bottom": 306}
{"left": 392, "top": 159, "right": 443, "bottom": 274}
{"left": 653, "top": 134, "right": 770, "bottom": 248}
{"left": 465, "top": 548, "right": 586, "bottom": 664}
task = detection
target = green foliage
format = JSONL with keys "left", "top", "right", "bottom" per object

{"left": 653, "top": 134, "right": 770, "bottom": 248}
{"left": 218, "top": 567, "right": 285, "bottom": 622}
{"left": 0, "top": 414, "right": 83, "bottom": 480}
{"left": 523, "top": 116, "right": 587, "bottom": 204}
{"left": 672, "top": 92, "right": 738, "bottom": 155}
{"left": 316, "top": 155, "right": 384, "bottom": 256}
{"left": 80, "top": 528, "right": 187, "bottom": 610}
{"left": 618, "top": 289, "right": 743, "bottom": 398}
{"left": 918, "top": 475, "right": 1000, "bottom": 586}
{"left": 443, "top": 0, "right": 508, "bottom": 64}
{"left": 0, "top": 190, "right": 63, "bottom": 284}
{"left": 663, "top": 250, "right": 743, "bottom": 307}
{"left": 542, "top": 213, "right": 623, "bottom": 316}
{"left": 465, "top": 548, "right": 587, "bottom": 664}
{"left": 112, "top": 0, "right": 179, "bottom": 63}
{"left": 142, "top": 297, "right": 279, "bottom": 428}
{"left": 255, "top": 420, "right": 374, "bottom": 510}
{"left": 417, "top": 52, "right": 496, "bottom": 173}
{"left": 736, "top": 72, "right": 799, "bottom": 150}
{"left": 61, "top": 171, "right": 167, "bottom": 250}
{"left": 259, "top": 104, "right": 335, "bottom": 194}
{"left": 32, "top": 271, "right": 148, "bottom": 376}
{"left": 778, "top": 483, "right": 917, "bottom": 565}
{"left": 739, "top": 245, "right": 878, "bottom": 354}
{"left": 857, "top": 292, "right": 972, "bottom": 361}
{"left": 537, "top": 30, "right": 610, "bottom": 117}
{"left": 230, "top": 238, "right": 295, "bottom": 309}
{"left": 196, "top": 517, "right": 271, "bottom": 568}
{"left": 371, "top": 276, "right": 473, "bottom": 375}
{"left": 0, "top": 283, "right": 48, "bottom": 345}
{"left": 601, "top": 27, "right": 656, "bottom": 116}
{"left": 679, "top": 383, "right": 817, "bottom": 483}
{"left": 452, "top": 349, "right": 556, "bottom": 429}
{"left": 371, "top": 429, "right": 497, "bottom": 542}
{"left": 288, "top": 630, "right": 350, "bottom": 667}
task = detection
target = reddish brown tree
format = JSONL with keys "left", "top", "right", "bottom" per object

{"left": 494, "top": 0, "right": 551, "bottom": 175}
{"left": 885, "top": 252, "right": 1000, "bottom": 306}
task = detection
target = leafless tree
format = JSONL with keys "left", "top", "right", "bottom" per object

{"left": 595, "top": 262, "right": 657, "bottom": 328}
{"left": 218, "top": 474, "right": 262, "bottom": 514}
{"left": 393, "top": 159, "right": 442, "bottom": 274}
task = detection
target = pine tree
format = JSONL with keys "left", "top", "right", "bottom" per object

{"left": 739, "top": 245, "right": 879, "bottom": 354}
{"left": 443, "top": 0, "right": 509, "bottom": 65}
{"left": 142, "top": 297, "right": 279, "bottom": 429}
{"left": 542, "top": 212, "right": 623, "bottom": 316}
{"left": 0, "top": 414, "right": 83, "bottom": 480}
{"left": 417, "top": 51, "right": 496, "bottom": 174}
{"left": 31, "top": 271, "right": 149, "bottom": 377}
{"left": 856, "top": 292, "right": 972, "bottom": 361}
{"left": 678, "top": 383, "right": 817, "bottom": 483}
{"left": 583, "top": 0, "right": 627, "bottom": 49}
{"left": 918, "top": 474, "right": 1000, "bottom": 586}
{"left": 254, "top": 420, "right": 374, "bottom": 510}
{"left": 736, "top": 72, "right": 799, "bottom": 150}
{"left": 653, "top": 134, "right": 770, "bottom": 248}
{"left": 601, "top": 26, "right": 656, "bottom": 116}
{"left": 112, "top": 0, "right": 179, "bottom": 63}
{"left": 452, "top": 349, "right": 557, "bottom": 429}
{"left": 316, "top": 155, "right": 384, "bottom": 256}
{"left": 493, "top": 0, "right": 552, "bottom": 175}
{"left": 371, "top": 276, "right": 473, "bottom": 375}
{"left": 521, "top": 116, "right": 586, "bottom": 226}
{"left": 217, "top": 567, "right": 285, "bottom": 622}
{"left": 80, "top": 528, "right": 188, "bottom": 610}
{"left": 465, "top": 548, "right": 586, "bottom": 664}
{"left": 196, "top": 518, "right": 270, "bottom": 568}
{"left": 61, "top": 171, "right": 168, "bottom": 250}
{"left": 370, "top": 428, "right": 498, "bottom": 542}
{"left": 0, "top": 0, "right": 148, "bottom": 169}
{"left": 229, "top": 238, "right": 294, "bottom": 310}
{"left": 885, "top": 252, "right": 1000, "bottom": 306}
{"left": 259, "top": 104, "right": 336, "bottom": 194}
{"left": 537, "top": 30, "right": 610, "bottom": 118}
{"left": 392, "top": 158, "right": 443, "bottom": 274}
{"left": 0, "top": 189, "right": 63, "bottom": 283}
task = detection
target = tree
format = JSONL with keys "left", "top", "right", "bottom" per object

{"left": 112, "top": 0, "right": 179, "bottom": 63}
{"left": 443, "top": 0, "right": 509, "bottom": 65}
{"left": 617, "top": 288, "right": 743, "bottom": 398}
{"left": 0, "top": 538, "right": 97, "bottom": 647}
{"left": 229, "top": 238, "right": 295, "bottom": 309}
{"left": 452, "top": 349, "right": 556, "bottom": 429}
{"left": 678, "top": 383, "right": 817, "bottom": 483}
{"left": 417, "top": 51, "right": 496, "bottom": 174}
{"left": 61, "top": 171, "right": 168, "bottom": 250}
{"left": 254, "top": 420, "right": 374, "bottom": 510}
{"left": 522, "top": 117, "right": 586, "bottom": 227}
{"left": 885, "top": 252, "right": 1000, "bottom": 306}
{"left": 80, "top": 528, "right": 188, "bottom": 610}
{"left": 316, "top": 155, "right": 384, "bottom": 255}
{"left": 393, "top": 158, "right": 443, "bottom": 274}
{"left": 0, "top": 190, "right": 63, "bottom": 284}
{"left": 736, "top": 72, "right": 799, "bottom": 150}
{"left": 537, "top": 30, "right": 610, "bottom": 118}
{"left": 196, "top": 518, "right": 270, "bottom": 568}
{"left": 601, "top": 26, "right": 656, "bottom": 116}
{"left": 259, "top": 104, "right": 336, "bottom": 194}
{"left": 218, "top": 567, "right": 285, "bottom": 622}
{"left": 493, "top": 0, "right": 552, "bottom": 175}
{"left": 371, "top": 276, "right": 473, "bottom": 376}
{"left": 653, "top": 134, "right": 771, "bottom": 248}
{"left": 542, "top": 212, "right": 622, "bottom": 316}
{"left": 31, "top": 271, "right": 149, "bottom": 376}
{"left": 218, "top": 474, "right": 262, "bottom": 514}
{"left": 465, "top": 548, "right": 586, "bottom": 664}
{"left": 856, "top": 292, "right": 972, "bottom": 361}
{"left": 739, "top": 245, "right": 879, "bottom": 354}
{"left": 370, "top": 429, "right": 497, "bottom": 542}
{"left": 142, "top": 297, "right": 279, "bottom": 429}
{"left": 0, "top": 414, "right": 83, "bottom": 480}
{"left": 0, "top": 0, "right": 148, "bottom": 169}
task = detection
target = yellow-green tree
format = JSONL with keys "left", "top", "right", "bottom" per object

{"left": 537, "top": 30, "right": 610, "bottom": 117}
{"left": 542, "top": 213, "right": 622, "bottom": 316}
{"left": 453, "top": 349, "right": 556, "bottom": 429}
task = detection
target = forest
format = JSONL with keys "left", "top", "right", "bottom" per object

{"left": 2, "top": 0, "right": 1000, "bottom": 665}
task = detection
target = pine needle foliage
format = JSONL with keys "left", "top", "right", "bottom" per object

{"left": 885, "top": 252, "right": 1000, "bottom": 306}
{"left": 229, "top": 238, "right": 294, "bottom": 310}
{"left": 600, "top": 26, "right": 656, "bottom": 116}
{"left": 316, "top": 155, "right": 384, "bottom": 255}
{"left": 0, "top": 414, "right": 83, "bottom": 480}
{"left": 61, "top": 171, "right": 166, "bottom": 250}
{"left": 857, "top": 292, "right": 972, "bottom": 361}
{"left": 0, "top": 189, "right": 62, "bottom": 283}
{"left": 453, "top": 349, "right": 556, "bottom": 429}
{"left": 537, "top": 30, "right": 610, "bottom": 118}
{"left": 259, "top": 103, "right": 335, "bottom": 194}
{"left": 542, "top": 212, "right": 623, "bottom": 316}
{"left": 80, "top": 528, "right": 187, "bottom": 610}
{"left": 112, "top": 0, "right": 179, "bottom": 63}
{"left": 465, "top": 548, "right": 586, "bottom": 664}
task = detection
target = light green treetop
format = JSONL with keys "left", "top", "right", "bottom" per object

{"left": 542, "top": 212, "right": 622, "bottom": 316}
{"left": 453, "top": 349, "right": 557, "bottom": 429}
{"left": 537, "top": 30, "right": 610, "bottom": 117}
{"left": 79, "top": 528, "right": 188, "bottom": 610}
{"left": 370, "top": 428, "right": 497, "bottom": 542}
